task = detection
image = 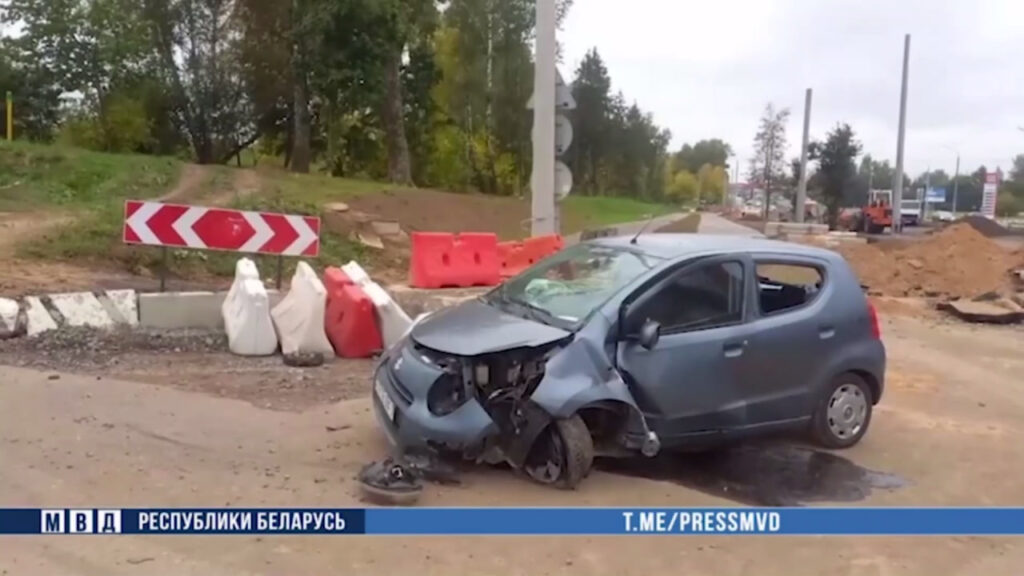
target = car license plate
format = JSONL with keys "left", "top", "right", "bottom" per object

{"left": 375, "top": 378, "right": 396, "bottom": 421}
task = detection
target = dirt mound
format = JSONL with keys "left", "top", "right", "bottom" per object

{"left": 836, "top": 223, "right": 1018, "bottom": 298}
{"left": 951, "top": 214, "right": 1014, "bottom": 238}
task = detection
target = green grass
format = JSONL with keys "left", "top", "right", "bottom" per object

{"left": 0, "top": 140, "right": 180, "bottom": 212}
{"left": 11, "top": 141, "right": 681, "bottom": 281}
{"left": 21, "top": 165, "right": 379, "bottom": 280}
{"left": 561, "top": 195, "right": 678, "bottom": 233}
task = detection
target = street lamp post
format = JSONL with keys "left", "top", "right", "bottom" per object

{"left": 942, "top": 144, "right": 960, "bottom": 215}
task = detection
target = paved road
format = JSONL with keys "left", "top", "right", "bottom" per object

{"left": 696, "top": 213, "right": 765, "bottom": 236}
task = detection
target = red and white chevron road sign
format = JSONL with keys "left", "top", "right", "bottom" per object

{"left": 123, "top": 200, "right": 320, "bottom": 257}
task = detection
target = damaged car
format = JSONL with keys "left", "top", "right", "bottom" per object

{"left": 372, "top": 234, "right": 886, "bottom": 488}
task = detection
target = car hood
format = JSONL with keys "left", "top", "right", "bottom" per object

{"left": 409, "top": 298, "right": 571, "bottom": 356}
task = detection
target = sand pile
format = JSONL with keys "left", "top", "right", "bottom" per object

{"left": 836, "top": 223, "right": 1018, "bottom": 298}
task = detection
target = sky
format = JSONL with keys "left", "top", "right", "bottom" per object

{"left": 560, "top": 0, "right": 1024, "bottom": 179}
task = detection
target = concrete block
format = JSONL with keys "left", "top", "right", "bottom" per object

{"left": 387, "top": 284, "right": 487, "bottom": 318}
{"left": 938, "top": 300, "right": 1024, "bottom": 325}
{"left": 0, "top": 298, "right": 18, "bottom": 331}
{"left": 139, "top": 289, "right": 281, "bottom": 330}
{"left": 24, "top": 297, "right": 58, "bottom": 336}
{"left": 104, "top": 289, "right": 139, "bottom": 326}
{"left": 49, "top": 292, "right": 114, "bottom": 328}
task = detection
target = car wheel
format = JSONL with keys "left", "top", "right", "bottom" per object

{"left": 810, "top": 373, "right": 873, "bottom": 449}
{"left": 523, "top": 414, "right": 594, "bottom": 489}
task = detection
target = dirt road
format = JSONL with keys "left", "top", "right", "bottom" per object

{"left": 1, "top": 313, "right": 1023, "bottom": 575}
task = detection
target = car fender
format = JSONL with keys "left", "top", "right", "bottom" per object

{"left": 530, "top": 336, "right": 642, "bottom": 420}
{"left": 808, "top": 338, "right": 887, "bottom": 405}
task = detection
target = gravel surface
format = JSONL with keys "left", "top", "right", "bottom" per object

{"left": 0, "top": 326, "right": 374, "bottom": 412}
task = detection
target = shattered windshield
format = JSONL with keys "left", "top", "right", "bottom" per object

{"left": 487, "top": 243, "right": 664, "bottom": 329}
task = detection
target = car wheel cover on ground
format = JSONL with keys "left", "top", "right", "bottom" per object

{"left": 827, "top": 383, "right": 868, "bottom": 439}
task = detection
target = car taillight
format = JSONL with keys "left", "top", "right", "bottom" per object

{"left": 867, "top": 301, "right": 881, "bottom": 339}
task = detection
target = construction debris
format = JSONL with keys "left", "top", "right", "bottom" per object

{"left": 936, "top": 299, "right": 1024, "bottom": 325}
{"left": 835, "top": 223, "right": 1023, "bottom": 299}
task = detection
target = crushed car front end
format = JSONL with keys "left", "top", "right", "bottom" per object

{"left": 371, "top": 242, "right": 667, "bottom": 486}
{"left": 372, "top": 298, "right": 578, "bottom": 465}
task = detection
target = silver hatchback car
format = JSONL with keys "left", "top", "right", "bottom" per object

{"left": 372, "top": 234, "right": 886, "bottom": 488}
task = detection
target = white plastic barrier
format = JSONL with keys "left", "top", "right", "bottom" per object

{"left": 341, "top": 261, "right": 413, "bottom": 349}
{"left": 271, "top": 261, "right": 334, "bottom": 356}
{"left": 222, "top": 258, "right": 278, "bottom": 356}
{"left": 0, "top": 298, "right": 18, "bottom": 332}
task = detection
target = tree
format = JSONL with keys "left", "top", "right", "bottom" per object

{"left": 666, "top": 170, "right": 698, "bottom": 204}
{"left": 674, "top": 139, "right": 732, "bottom": 174}
{"left": 814, "top": 123, "right": 861, "bottom": 228}
{"left": 570, "top": 48, "right": 613, "bottom": 194}
{"left": 748, "top": 103, "right": 789, "bottom": 219}
{"left": 0, "top": 38, "right": 62, "bottom": 140}
{"left": 1010, "top": 154, "right": 1024, "bottom": 182}
{"left": 696, "top": 163, "right": 727, "bottom": 204}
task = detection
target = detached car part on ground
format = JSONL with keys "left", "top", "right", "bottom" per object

{"left": 372, "top": 235, "right": 886, "bottom": 489}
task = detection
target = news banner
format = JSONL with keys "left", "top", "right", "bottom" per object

{"left": 1, "top": 508, "right": 1023, "bottom": 535}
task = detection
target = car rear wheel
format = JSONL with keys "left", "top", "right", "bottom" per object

{"left": 810, "top": 373, "right": 873, "bottom": 449}
{"left": 523, "top": 414, "right": 594, "bottom": 489}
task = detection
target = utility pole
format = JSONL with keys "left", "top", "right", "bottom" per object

{"left": 951, "top": 153, "right": 961, "bottom": 215}
{"left": 795, "top": 88, "right": 812, "bottom": 223}
{"left": 892, "top": 33, "right": 911, "bottom": 234}
{"left": 763, "top": 140, "right": 774, "bottom": 221}
{"left": 530, "top": 0, "right": 557, "bottom": 236}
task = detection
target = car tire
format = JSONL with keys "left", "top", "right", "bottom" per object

{"left": 810, "top": 373, "right": 873, "bottom": 449}
{"left": 523, "top": 414, "right": 594, "bottom": 489}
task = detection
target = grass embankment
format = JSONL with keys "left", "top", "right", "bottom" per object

{"left": 0, "top": 140, "right": 180, "bottom": 213}
{"left": 5, "top": 141, "right": 681, "bottom": 280}
{"left": 561, "top": 195, "right": 678, "bottom": 233}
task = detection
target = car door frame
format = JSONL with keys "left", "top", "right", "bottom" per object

{"left": 746, "top": 251, "right": 838, "bottom": 422}
{"left": 612, "top": 252, "right": 762, "bottom": 442}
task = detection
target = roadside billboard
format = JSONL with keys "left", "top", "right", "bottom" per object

{"left": 980, "top": 173, "right": 999, "bottom": 218}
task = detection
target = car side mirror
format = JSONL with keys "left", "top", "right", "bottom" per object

{"left": 638, "top": 319, "right": 661, "bottom": 350}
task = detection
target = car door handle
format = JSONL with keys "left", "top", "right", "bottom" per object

{"left": 818, "top": 325, "right": 836, "bottom": 339}
{"left": 723, "top": 340, "right": 747, "bottom": 358}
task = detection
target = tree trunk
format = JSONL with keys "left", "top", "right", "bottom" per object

{"left": 290, "top": 71, "right": 311, "bottom": 174}
{"left": 289, "top": 0, "right": 310, "bottom": 174}
{"left": 382, "top": 48, "right": 413, "bottom": 185}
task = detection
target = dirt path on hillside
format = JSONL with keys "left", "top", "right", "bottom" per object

{"left": 158, "top": 164, "right": 212, "bottom": 203}
{"left": 1, "top": 311, "right": 1023, "bottom": 574}
{"left": 203, "top": 168, "right": 262, "bottom": 206}
{"left": 0, "top": 166, "right": 269, "bottom": 297}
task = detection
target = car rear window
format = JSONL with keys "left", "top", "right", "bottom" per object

{"left": 755, "top": 262, "right": 824, "bottom": 315}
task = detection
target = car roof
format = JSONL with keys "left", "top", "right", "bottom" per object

{"left": 590, "top": 233, "right": 841, "bottom": 262}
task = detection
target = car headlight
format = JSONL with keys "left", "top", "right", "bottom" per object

{"left": 426, "top": 371, "right": 467, "bottom": 416}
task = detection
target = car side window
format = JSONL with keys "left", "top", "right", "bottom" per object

{"left": 631, "top": 260, "right": 745, "bottom": 334}
{"left": 755, "top": 262, "right": 825, "bottom": 315}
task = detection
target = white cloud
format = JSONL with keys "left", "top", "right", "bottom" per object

{"left": 560, "top": 0, "right": 1024, "bottom": 178}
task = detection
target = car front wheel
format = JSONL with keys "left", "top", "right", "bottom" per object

{"left": 810, "top": 373, "right": 873, "bottom": 449}
{"left": 522, "top": 414, "right": 594, "bottom": 489}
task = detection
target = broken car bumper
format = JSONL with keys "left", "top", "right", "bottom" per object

{"left": 372, "top": 346, "right": 498, "bottom": 453}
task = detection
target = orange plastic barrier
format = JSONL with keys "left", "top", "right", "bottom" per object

{"left": 323, "top": 267, "right": 383, "bottom": 358}
{"left": 409, "top": 232, "right": 501, "bottom": 289}
{"left": 499, "top": 234, "right": 564, "bottom": 278}
{"left": 498, "top": 240, "right": 525, "bottom": 277}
